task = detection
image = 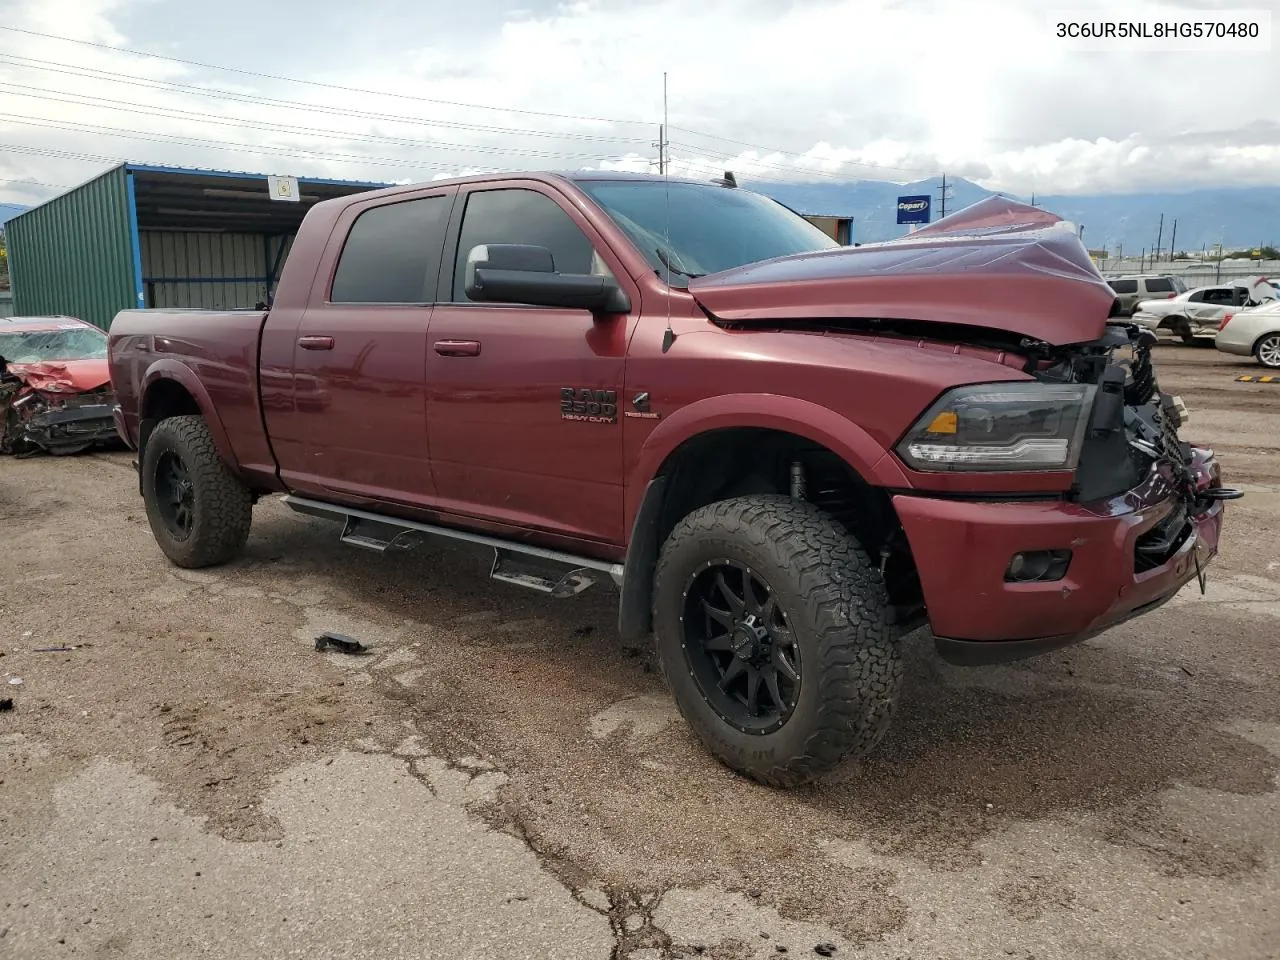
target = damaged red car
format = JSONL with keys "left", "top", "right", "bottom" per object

{"left": 0, "top": 315, "right": 120, "bottom": 456}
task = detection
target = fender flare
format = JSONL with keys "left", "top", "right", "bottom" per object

{"left": 625, "top": 393, "right": 909, "bottom": 530}
{"left": 139, "top": 359, "right": 238, "bottom": 473}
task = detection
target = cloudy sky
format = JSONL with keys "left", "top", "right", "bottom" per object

{"left": 0, "top": 0, "right": 1276, "bottom": 207}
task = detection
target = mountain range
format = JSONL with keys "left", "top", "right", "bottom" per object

{"left": 0, "top": 203, "right": 28, "bottom": 227}
{"left": 751, "top": 177, "right": 1280, "bottom": 253}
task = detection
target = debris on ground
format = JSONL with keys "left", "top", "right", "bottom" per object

{"left": 814, "top": 945, "right": 837, "bottom": 957}
{"left": 314, "top": 632, "right": 368, "bottom": 655}
{"left": 34, "top": 645, "right": 75, "bottom": 653}
{"left": 7, "top": 677, "right": 23, "bottom": 686}
{"left": 0, "top": 697, "right": 12, "bottom": 711}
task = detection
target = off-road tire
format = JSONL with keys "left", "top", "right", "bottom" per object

{"left": 652, "top": 495, "right": 902, "bottom": 787}
{"left": 141, "top": 415, "right": 252, "bottom": 568}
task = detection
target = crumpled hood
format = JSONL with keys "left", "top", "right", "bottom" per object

{"left": 5, "top": 358, "right": 112, "bottom": 393}
{"left": 687, "top": 196, "right": 1117, "bottom": 346}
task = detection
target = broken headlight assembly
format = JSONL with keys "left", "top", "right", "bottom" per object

{"left": 896, "top": 382, "right": 1096, "bottom": 472}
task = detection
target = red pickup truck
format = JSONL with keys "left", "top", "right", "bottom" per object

{"left": 107, "top": 172, "right": 1238, "bottom": 785}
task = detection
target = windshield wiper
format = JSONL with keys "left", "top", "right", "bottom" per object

{"left": 654, "top": 246, "right": 704, "bottom": 280}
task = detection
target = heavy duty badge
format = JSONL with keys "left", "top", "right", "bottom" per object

{"left": 560, "top": 387, "right": 618, "bottom": 423}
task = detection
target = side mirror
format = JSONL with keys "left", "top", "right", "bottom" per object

{"left": 464, "top": 244, "right": 630, "bottom": 314}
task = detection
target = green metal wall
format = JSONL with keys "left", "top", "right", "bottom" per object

{"left": 6, "top": 165, "right": 138, "bottom": 330}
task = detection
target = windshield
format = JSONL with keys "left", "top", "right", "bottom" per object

{"left": 0, "top": 326, "right": 107, "bottom": 364}
{"left": 577, "top": 179, "right": 840, "bottom": 287}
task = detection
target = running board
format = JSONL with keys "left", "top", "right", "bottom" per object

{"left": 282, "top": 495, "right": 625, "bottom": 596}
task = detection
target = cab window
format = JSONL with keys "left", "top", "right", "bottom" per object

{"left": 451, "top": 188, "right": 613, "bottom": 302}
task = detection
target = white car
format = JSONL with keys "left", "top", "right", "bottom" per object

{"left": 1133, "top": 276, "right": 1276, "bottom": 343}
{"left": 1216, "top": 300, "right": 1280, "bottom": 369}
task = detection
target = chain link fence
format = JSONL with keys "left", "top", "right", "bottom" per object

{"left": 1097, "top": 257, "right": 1280, "bottom": 289}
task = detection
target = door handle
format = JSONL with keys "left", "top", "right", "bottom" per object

{"left": 434, "top": 340, "right": 481, "bottom": 357}
{"left": 298, "top": 335, "right": 335, "bottom": 351}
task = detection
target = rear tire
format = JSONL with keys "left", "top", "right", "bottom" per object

{"left": 652, "top": 495, "right": 902, "bottom": 787}
{"left": 1255, "top": 333, "right": 1280, "bottom": 369}
{"left": 141, "top": 415, "right": 252, "bottom": 568}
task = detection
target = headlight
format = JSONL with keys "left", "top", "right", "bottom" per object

{"left": 897, "top": 382, "right": 1096, "bottom": 472}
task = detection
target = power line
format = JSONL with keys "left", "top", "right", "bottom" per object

{"left": 0, "top": 176, "right": 68, "bottom": 188}
{"left": 0, "top": 116, "right": 632, "bottom": 175}
{"left": 0, "top": 32, "right": 935, "bottom": 183}
{"left": 0, "top": 71, "right": 916, "bottom": 184}
{"left": 0, "top": 96, "right": 642, "bottom": 164}
{"left": 0, "top": 25, "right": 653, "bottom": 127}
{"left": 0, "top": 63, "right": 653, "bottom": 145}
{"left": 0, "top": 136, "right": 633, "bottom": 186}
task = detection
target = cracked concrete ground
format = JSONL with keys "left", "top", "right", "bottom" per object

{"left": 2, "top": 346, "right": 1279, "bottom": 959}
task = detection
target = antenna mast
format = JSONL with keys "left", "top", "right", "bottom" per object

{"left": 660, "top": 70, "right": 675, "bottom": 352}
{"left": 661, "top": 72, "right": 669, "bottom": 174}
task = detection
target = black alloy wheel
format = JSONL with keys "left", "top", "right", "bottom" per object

{"left": 154, "top": 449, "right": 196, "bottom": 540}
{"left": 681, "top": 559, "right": 801, "bottom": 735}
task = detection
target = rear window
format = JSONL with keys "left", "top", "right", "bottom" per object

{"left": 1109, "top": 279, "right": 1138, "bottom": 294}
{"left": 330, "top": 195, "right": 450, "bottom": 303}
{"left": 1145, "top": 277, "right": 1175, "bottom": 293}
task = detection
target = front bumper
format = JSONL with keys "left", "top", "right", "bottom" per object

{"left": 25, "top": 403, "right": 120, "bottom": 453}
{"left": 895, "top": 448, "right": 1226, "bottom": 665}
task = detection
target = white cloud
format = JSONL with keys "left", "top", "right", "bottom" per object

{"left": 0, "top": 0, "right": 1276, "bottom": 206}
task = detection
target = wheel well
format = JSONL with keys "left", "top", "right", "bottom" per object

{"left": 618, "top": 427, "right": 922, "bottom": 642}
{"left": 1253, "top": 330, "right": 1280, "bottom": 353}
{"left": 142, "top": 379, "right": 201, "bottom": 422}
{"left": 135, "top": 380, "right": 203, "bottom": 494}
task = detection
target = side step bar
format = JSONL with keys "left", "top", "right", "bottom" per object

{"left": 281, "top": 495, "right": 625, "bottom": 597}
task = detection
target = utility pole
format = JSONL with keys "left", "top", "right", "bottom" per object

{"left": 1169, "top": 218, "right": 1178, "bottom": 260}
{"left": 1155, "top": 213, "right": 1164, "bottom": 264}
{"left": 1030, "top": 191, "right": 1037, "bottom": 207}
{"left": 937, "top": 173, "right": 952, "bottom": 220}
{"left": 1141, "top": 248, "right": 1146, "bottom": 270}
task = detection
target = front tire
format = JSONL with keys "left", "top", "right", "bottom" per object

{"left": 1255, "top": 333, "right": 1280, "bottom": 369}
{"left": 652, "top": 495, "right": 902, "bottom": 787}
{"left": 141, "top": 415, "right": 252, "bottom": 568}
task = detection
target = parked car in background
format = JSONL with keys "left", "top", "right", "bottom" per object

{"left": 1216, "top": 301, "right": 1280, "bottom": 369}
{"left": 1106, "top": 274, "right": 1186, "bottom": 315}
{"left": 0, "top": 315, "right": 119, "bottom": 455}
{"left": 1133, "top": 277, "right": 1276, "bottom": 343}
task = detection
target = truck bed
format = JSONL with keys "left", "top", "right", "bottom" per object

{"left": 108, "top": 308, "right": 281, "bottom": 489}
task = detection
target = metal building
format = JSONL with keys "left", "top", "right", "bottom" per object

{"left": 801, "top": 214, "right": 854, "bottom": 246}
{"left": 5, "top": 164, "right": 388, "bottom": 329}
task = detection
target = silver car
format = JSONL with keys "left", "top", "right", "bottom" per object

{"left": 1217, "top": 301, "right": 1280, "bottom": 369}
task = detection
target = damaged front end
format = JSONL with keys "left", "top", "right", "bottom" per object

{"left": 1037, "top": 321, "right": 1240, "bottom": 507}
{"left": 0, "top": 364, "right": 120, "bottom": 457}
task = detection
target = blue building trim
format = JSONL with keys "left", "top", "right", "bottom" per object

{"left": 124, "top": 171, "right": 145, "bottom": 308}
{"left": 123, "top": 163, "right": 392, "bottom": 190}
